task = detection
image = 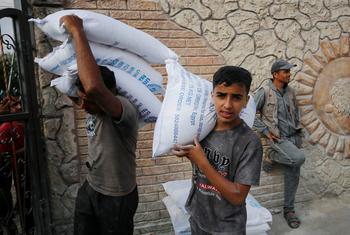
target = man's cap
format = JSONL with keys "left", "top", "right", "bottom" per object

{"left": 271, "top": 59, "right": 296, "bottom": 74}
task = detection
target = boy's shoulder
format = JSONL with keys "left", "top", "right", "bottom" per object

{"left": 236, "top": 121, "right": 262, "bottom": 146}
{"left": 206, "top": 121, "right": 261, "bottom": 146}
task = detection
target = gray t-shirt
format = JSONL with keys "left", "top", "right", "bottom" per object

{"left": 186, "top": 121, "right": 263, "bottom": 234}
{"left": 86, "top": 96, "right": 138, "bottom": 196}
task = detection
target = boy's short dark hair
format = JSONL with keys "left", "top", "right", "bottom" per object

{"left": 213, "top": 66, "right": 252, "bottom": 94}
{"left": 76, "top": 66, "right": 116, "bottom": 93}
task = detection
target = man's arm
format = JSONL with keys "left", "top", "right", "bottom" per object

{"left": 172, "top": 138, "right": 250, "bottom": 206}
{"left": 253, "top": 88, "right": 268, "bottom": 135}
{"left": 60, "top": 15, "right": 123, "bottom": 119}
{"left": 253, "top": 88, "right": 279, "bottom": 142}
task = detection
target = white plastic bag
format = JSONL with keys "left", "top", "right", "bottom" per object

{"left": 29, "top": 9, "right": 178, "bottom": 64}
{"left": 162, "top": 196, "right": 191, "bottom": 235}
{"left": 35, "top": 40, "right": 164, "bottom": 95}
{"left": 153, "top": 60, "right": 256, "bottom": 157}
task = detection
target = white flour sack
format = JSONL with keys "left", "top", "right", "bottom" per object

{"left": 152, "top": 60, "right": 256, "bottom": 157}
{"left": 50, "top": 70, "right": 78, "bottom": 97}
{"left": 35, "top": 40, "right": 164, "bottom": 95}
{"left": 106, "top": 66, "right": 161, "bottom": 125}
{"left": 29, "top": 10, "right": 178, "bottom": 64}
{"left": 50, "top": 68, "right": 160, "bottom": 127}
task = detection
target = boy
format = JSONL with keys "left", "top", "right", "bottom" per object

{"left": 60, "top": 15, "right": 139, "bottom": 235}
{"left": 172, "top": 66, "right": 263, "bottom": 235}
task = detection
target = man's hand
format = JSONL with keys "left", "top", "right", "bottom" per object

{"left": 267, "top": 131, "right": 279, "bottom": 142}
{"left": 59, "top": 15, "right": 84, "bottom": 36}
{"left": 172, "top": 137, "right": 208, "bottom": 167}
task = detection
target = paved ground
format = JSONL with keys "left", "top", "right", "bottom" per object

{"left": 268, "top": 195, "right": 350, "bottom": 235}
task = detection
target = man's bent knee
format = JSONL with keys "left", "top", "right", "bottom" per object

{"left": 292, "top": 151, "right": 305, "bottom": 167}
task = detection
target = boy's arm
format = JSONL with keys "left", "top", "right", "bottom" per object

{"left": 173, "top": 138, "right": 251, "bottom": 206}
{"left": 60, "top": 15, "right": 123, "bottom": 119}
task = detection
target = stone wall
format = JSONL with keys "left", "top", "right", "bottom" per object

{"left": 34, "top": 0, "right": 350, "bottom": 234}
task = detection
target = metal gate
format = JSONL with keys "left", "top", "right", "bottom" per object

{"left": 0, "top": 7, "right": 51, "bottom": 235}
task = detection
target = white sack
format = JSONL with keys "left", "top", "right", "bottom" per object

{"left": 29, "top": 9, "right": 178, "bottom": 64}
{"left": 35, "top": 40, "right": 164, "bottom": 95}
{"left": 162, "top": 180, "right": 271, "bottom": 235}
{"left": 246, "top": 194, "right": 272, "bottom": 226}
{"left": 163, "top": 179, "right": 191, "bottom": 213}
{"left": 162, "top": 196, "right": 191, "bottom": 235}
{"left": 246, "top": 224, "right": 270, "bottom": 235}
{"left": 240, "top": 96, "right": 256, "bottom": 128}
{"left": 50, "top": 71, "right": 78, "bottom": 97}
{"left": 107, "top": 66, "right": 161, "bottom": 124}
{"left": 153, "top": 60, "right": 256, "bottom": 157}
{"left": 49, "top": 65, "right": 161, "bottom": 125}
{"left": 162, "top": 180, "right": 272, "bottom": 225}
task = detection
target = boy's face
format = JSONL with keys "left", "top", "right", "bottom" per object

{"left": 77, "top": 90, "right": 102, "bottom": 115}
{"left": 212, "top": 83, "right": 248, "bottom": 130}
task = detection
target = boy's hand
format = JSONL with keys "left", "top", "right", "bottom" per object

{"left": 59, "top": 15, "right": 84, "bottom": 36}
{"left": 172, "top": 137, "right": 208, "bottom": 167}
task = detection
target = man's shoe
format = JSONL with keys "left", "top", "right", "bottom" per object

{"left": 284, "top": 209, "right": 301, "bottom": 229}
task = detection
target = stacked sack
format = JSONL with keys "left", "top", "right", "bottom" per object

{"left": 32, "top": 10, "right": 257, "bottom": 156}
{"left": 30, "top": 9, "right": 178, "bottom": 126}
{"left": 162, "top": 180, "right": 272, "bottom": 235}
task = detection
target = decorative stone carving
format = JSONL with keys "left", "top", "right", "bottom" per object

{"left": 296, "top": 34, "right": 350, "bottom": 160}
{"left": 227, "top": 10, "right": 259, "bottom": 36}
{"left": 254, "top": 29, "right": 286, "bottom": 58}
{"left": 164, "top": 0, "right": 211, "bottom": 19}
{"left": 238, "top": 0, "right": 273, "bottom": 16}
{"left": 301, "top": 27, "right": 321, "bottom": 53}
{"left": 324, "top": 0, "right": 350, "bottom": 21}
{"left": 299, "top": 0, "right": 330, "bottom": 26}
{"left": 222, "top": 34, "right": 254, "bottom": 66}
{"left": 286, "top": 37, "right": 304, "bottom": 59}
{"left": 269, "top": 2, "right": 312, "bottom": 30}
{"left": 240, "top": 55, "right": 276, "bottom": 91}
{"left": 202, "top": 0, "right": 238, "bottom": 20}
{"left": 316, "top": 21, "right": 342, "bottom": 40}
{"left": 275, "top": 19, "right": 301, "bottom": 42}
{"left": 338, "top": 16, "right": 350, "bottom": 33}
{"left": 172, "top": 9, "right": 202, "bottom": 34}
{"left": 202, "top": 20, "right": 235, "bottom": 51}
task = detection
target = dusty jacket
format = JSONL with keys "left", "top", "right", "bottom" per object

{"left": 253, "top": 80, "right": 302, "bottom": 146}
